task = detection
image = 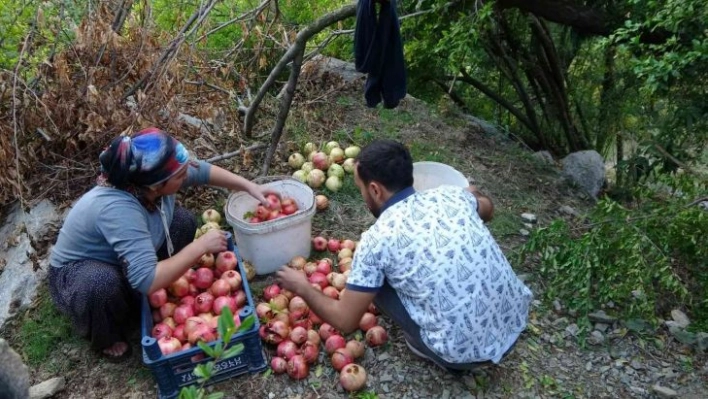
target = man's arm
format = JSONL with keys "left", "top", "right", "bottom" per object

{"left": 277, "top": 267, "right": 375, "bottom": 334}
{"left": 467, "top": 185, "right": 494, "bottom": 222}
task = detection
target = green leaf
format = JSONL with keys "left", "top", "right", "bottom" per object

{"left": 178, "top": 385, "right": 197, "bottom": 399}
{"left": 198, "top": 341, "right": 215, "bottom": 358}
{"left": 194, "top": 364, "right": 210, "bottom": 379}
{"left": 263, "top": 368, "right": 273, "bottom": 378}
{"left": 218, "top": 307, "right": 236, "bottom": 340}
{"left": 236, "top": 314, "right": 256, "bottom": 333}
{"left": 206, "top": 393, "right": 225, "bottom": 399}
{"left": 222, "top": 343, "right": 244, "bottom": 359}
{"left": 314, "top": 364, "right": 323, "bottom": 377}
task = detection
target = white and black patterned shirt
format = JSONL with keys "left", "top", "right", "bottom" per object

{"left": 346, "top": 185, "right": 533, "bottom": 363}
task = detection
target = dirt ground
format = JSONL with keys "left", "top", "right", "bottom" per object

{"left": 4, "top": 83, "right": 707, "bottom": 399}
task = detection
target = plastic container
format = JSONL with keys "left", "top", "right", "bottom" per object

{"left": 412, "top": 161, "right": 469, "bottom": 191}
{"left": 224, "top": 176, "right": 316, "bottom": 275}
{"left": 140, "top": 234, "right": 267, "bottom": 399}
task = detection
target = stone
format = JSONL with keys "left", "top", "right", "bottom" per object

{"left": 668, "top": 326, "right": 696, "bottom": 345}
{"left": 520, "top": 213, "right": 537, "bottom": 223}
{"left": 519, "top": 229, "right": 530, "bottom": 236}
{"left": 377, "top": 352, "right": 391, "bottom": 361}
{"left": 0, "top": 200, "right": 61, "bottom": 330}
{"left": 532, "top": 150, "right": 554, "bottom": 165}
{"left": 651, "top": 384, "right": 678, "bottom": 398}
{"left": 565, "top": 324, "right": 579, "bottom": 337}
{"left": 379, "top": 372, "right": 394, "bottom": 383}
{"left": 695, "top": 332, "right": 708, "bottom": 352}
{"left": 559, "top": 205, "right": 579, "bottom": 217}
{"left": 588, "top": 331, "right": 605, "bottom": 345}
{"left": 670, "top": 309, "right": 690, "bottom": 328}
{"left": 561, "top": 150, "right": 605, "bottom": 198}
{"left": 588, "top": 310, "right": 616, "bottom": 324}
{"left": 0, "top": 339, "right": 30, "bottom": 399}
{"left": 523, "top": 223, "right": 534, "bottom": 229}
{"left": 302, "top": 55, "right": 365, "bottom": 84}
{"left": 29, "top": 377, "right": 66, "bottom": 399}
{"left": 594, "top": 323, "right": 609, "bottom": 333}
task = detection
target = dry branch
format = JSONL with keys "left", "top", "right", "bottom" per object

{"left": 243, "top": 3, "right": 357, "bottom": 137}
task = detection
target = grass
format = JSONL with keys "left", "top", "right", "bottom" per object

{"left": 15, "top": 286, "right": 80, "bottom": 366}
{"left": 408, "top": 140, "right": 456, "bottom": 163}
{"left": 487, "top": 208, "right": 521, "bottom": 237}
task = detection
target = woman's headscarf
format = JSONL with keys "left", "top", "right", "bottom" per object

{"left": 98, "top": 128, "right": 190, "bottom": 189}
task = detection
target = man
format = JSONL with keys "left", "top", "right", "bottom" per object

{"left": 277, "top": 139, "right": 532, "bottom": 371}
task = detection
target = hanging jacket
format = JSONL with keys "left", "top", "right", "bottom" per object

{"left": 354, "top": 0, "right": 407, "bottom": 109}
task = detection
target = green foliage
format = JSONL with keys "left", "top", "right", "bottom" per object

{"left": 16, "top": 288, "right": 77, "bottom": 366}
{"left": 178, "top": 309, "right": 256, "bottom": 399}
{"left": 521, "top": 176, "right": 708, "bottom": 329}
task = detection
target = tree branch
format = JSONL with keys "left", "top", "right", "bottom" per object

{"left": 243, "top": 3, "right": 357, "bottom": 136}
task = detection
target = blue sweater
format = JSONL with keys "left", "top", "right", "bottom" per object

{"left": 50, "top": 161, "right": 211, "bottom": 294}
{"left": 354, "top": 0, "right": 407, "bottom": 109}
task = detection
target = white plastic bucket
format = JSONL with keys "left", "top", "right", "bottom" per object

{"left": 412, "top": 161, "right": 469, "bottom": 191}
{"left": 224, "top": 176, "right": 316, "bottom": 275}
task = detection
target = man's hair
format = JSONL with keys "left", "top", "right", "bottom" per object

{"left": 355, "top": 139, "right": 413, "bottom": 192}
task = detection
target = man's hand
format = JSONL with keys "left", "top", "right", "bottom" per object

{"left": 467, "top": 185, "right": 494, "bottom": 222}
{"left": 276, "top": 266, "right": 310, "bottom": 295}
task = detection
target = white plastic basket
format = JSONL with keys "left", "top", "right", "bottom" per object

{"left": 224, "top": 176, "right": 316, "bottom": 275}
{"left": 412, "top": 161, "right": 469, "bottom": 191}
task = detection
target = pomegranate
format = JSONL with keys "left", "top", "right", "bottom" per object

{"left": 327, "top": 239, "right": 341, "bottom": 253}
{"left": 346, "top": 340, "right": 365, "bottom": 359}
{"left": 173, "top": 324, "right": 187, "bottom": 343}
{"left": 271, "top": 356, "right": 287, "bottom": 374}
{"left": 269, "top": 294, "right": 289, "bottom": 312}
{"left": 262, "top": 320, "right": 290, "bottom": 345}
{"left": 213, "top": 296, "right": 236, "bottom": 315}
{"left": 194, "top": 268, "right": 214, "bottom": 290}
{"left": 277, "top": 340, "right": 299, "bottom": 360}
{"left": 329, "top": 148, "right": 345, "bottom": 164}
{"left": 289, "top": 326, "right": 308, "bottom": 345}
{"left": 184, "top": 317, "right": 206, "bottom": 336}
{"left": 311, "top": 283, "right": 323, "bottom": 292}
{"left": 325, "top": 335, "right": 346, "bottom": 355}
{"left": 263, "top": 284, "right": 281, "bottom": 301}
{"left": 221, "top": 270, "right": 243, "bottom": 291}
{"left": 325, "top": 176, "right": 343, "bottom": 192}
{"left": 162, "top": 317, "right": 176, "bottom": 329}
{"left": 152, "top": 309, "right": 161, "bottom": 324}
{"left": 215, "top": 251, "right": 238, "bottom": 274}
{"left": 331, "top": 347, "right": 354, "bottom": 371}
{"left": 158, "top": 336, "right": 182, "bottom": 355}
{"left": 365, "top": 326, "right": 388, "bottom": 347}
{"left": 194, "top": 292, "right": 215, "bottom": 314}
{"left": 201, "top": 209, "right": 221, "bottom": 224}
{"left": 188, "top": 283, "right": 200, "bottom": 296}
{"left": 149, "top": 289, "right": 168, "bottom": 308}
{"left": 358, "top": 312, "right": 377, "bottom": 332}
{"left": 315, "top": 195, "right": 329, "bottom": 211}
{"left": 308, "top": 272, "right": 328, "bottom": 289}
{"left": 183, "top": 268, "right": 197, "bottom": 283}
{"left": 338, "top": 248, "right": 353, "bottom": 260}
{"left": 199, "top": 313, "right": 218, "bottom": 330}
{"left": 300, "top": 341, "right": 319, "bottom": 364}
{"left": 255, "top": 205, "right": 270, "bottom": 220}
{"left": 282, "top": 202, "right": 298, "bottom": 216}
{"left": 338, "top": 257, "right": 352, "bottom": 273}
{"left": 233, "top": 313, "right": 241, "bottom": 329}
{"left": 316, "top": 259, "right": 332, "bottom": 275}
{"left": 343, "top": 157, "right": 356, "bottom": 173}
{"left": 266, "top": 194, "right": 281, "bottom": 210}
{"left": 309, "top": 311, "right": 323, "bottom": 325}
{"left": 340, "top": 364, "right": 367, "bottom": 392}
{"left": 323, "top": 286, "right": 340, "bottom": 299}
{"left": 311, "top": 236, "right": 327, "bottom": 252}
{"left": 303, "top": 142, "right": 317, "bottom": 156}
{"left": 280, "top": 288, "right": 295, "bottom": 300}
{"left": 303, "top": 262, "right": 318, "bottom": 276}
{"left": 198, "top": 253, "right": 215, "bottom": 269}
{"left": 211, "top": 279, "right": 231, "bottom": 297}
{"left": 159, "top": 302, "right": 177, "bottom": 320}
{"left": 340, "top": 239, "right": 356, "bottom": 251}
{"left": 331, "top": 273, "right": 347, "bottom": 290}
{"left": 287, "top": 355, "right": 310, "bottom": 380}
{"left": 151, "top": 323, "right": 173, "bottom": 339}
{"left": 288, "top": 153, "right": 306, "bottom": 169}
{"left": 173, "top": 304, "right": 195, "bottom": 324}
{"left": 319, "top": 323, "right": 339, "bottom": 341}
{"left": 368, "top": 303, "right": 379, "bottom": 315}
{"left": 289, "top": 256, "right": 307, "bottom": 270}
{"left": 233, "top": 289, "right": 247, "bottom": 308}
{"left": 289, "top": 309, "right": 312, "bottom": 330}
{"left": 188, "top": 324, "right": 217, "bottom": 344}
{"left": 256, "top": 302, "right": 273, "bottom": 320}
{"left": 288, "top": 296, "right": 309, "bottom": 313}
{"left": 180, "top": 295, "right": 195, "bottom": 307}
{"left": 311, "top": 152, "right": 330, "bottom": 170}
{"left": 307, "top": 329, "right": 321, "bottom": 346}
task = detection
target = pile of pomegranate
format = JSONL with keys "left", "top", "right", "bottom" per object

{"left": 148, "top": 246, "right": 247, "bottom": 357}
{"left": 288, "top": 141, "right": 360, "bottom": 192}
{"left": 257, "top": 242, "right": 388, "bottom": 392}
{"left": 243, "top": 194, "right": 300, "bottom": 224}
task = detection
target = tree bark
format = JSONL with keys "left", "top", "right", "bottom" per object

{"left": 261, "top": 47, "right": 305, "bottom": 175}
{"left": 496, "top": 0, "right": 609, "bottom": 36}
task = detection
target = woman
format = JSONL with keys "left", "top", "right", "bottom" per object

{"left": 49, "top": 127, "right": 273, "bottom": 361}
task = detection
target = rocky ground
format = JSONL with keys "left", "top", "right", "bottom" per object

{"left": 1, "top": 63, "right": 707, "bottom": 398}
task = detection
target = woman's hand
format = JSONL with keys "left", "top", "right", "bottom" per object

{"left": 197, "top": 229, "right": 228, "bottom": 254}
{"left": 248, "top": 182, "right": 279, "bottom": 206}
